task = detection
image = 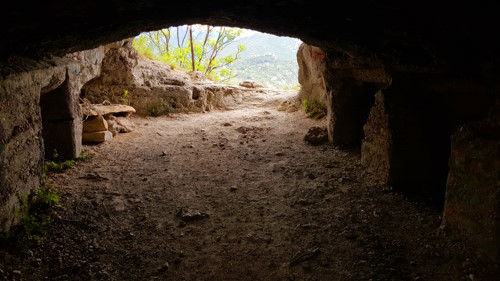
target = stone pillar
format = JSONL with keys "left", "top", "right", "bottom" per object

{"left": 443, "top": 120, "right": 500, "bottom": 262}
{"left": 40, "top": 73, "right": 82, "bottom": 160}
{"left": 297, "top": 43, "right": 327, "bottom": 104}
{"left": 324, "top": 68, "right": 390, "bottom": 147}
{"left": 361, "top": 90, "right": 391, "bottom": 183}
{"left": 361, "top": 73, "right": 452, "bottom": 203}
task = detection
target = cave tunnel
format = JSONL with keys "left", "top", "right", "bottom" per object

{"left": 0, "top": 1, "right": 499, "bottom": 279}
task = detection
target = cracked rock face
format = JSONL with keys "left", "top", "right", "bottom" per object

{"left": 80, "top": 40, "right": 297, "bottom": 115}
{"left": 0, "top": 42, "right": 122, "bottom": 231}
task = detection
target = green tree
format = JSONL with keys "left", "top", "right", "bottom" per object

{"left": 133, "top": 25, "right": 245, "bottom": 82}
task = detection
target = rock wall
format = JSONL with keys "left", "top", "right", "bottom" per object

{"left": 443, "top": 119, "right": 500, "bottom": 262}
{"left": 0, "top": 58, "right": 58, "bottom": 231}
{"left": 361, "top": 90, "right": 391, "bottom": 183}
{"left": 297, "top": 43, "right": 327, "bottom": 105}
{"left": 295, "top": 44, "right": 499, "bottom": 258}
{"left": 325, "top": 66, "right": 390, "bottom": 147}
{"left": 0, "top": 43, "right": 121, "bottom": 231}
{"left": 81, "top": 40, "right": 294, "bottom": 115}
{"left": 360, "top": 73, "right": 493, "bottom": 204}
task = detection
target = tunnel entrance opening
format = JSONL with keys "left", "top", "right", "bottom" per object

{"left": 0, "top": 14, "right": 498, "bottom": 281}
{"left": 79, "top": 26, "right": 304, "bottom": 117}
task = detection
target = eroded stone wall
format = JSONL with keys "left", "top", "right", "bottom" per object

{"left": 81, "top": 40, "right": 294, "bottom": 115}
{"left": 295, "top": 44, "right": 499, "bottom": 257}
{"left": 443, "top": 120, "right": 500, "bottom": 262}
{"left": 0, "top": 58, "right": 69, "bottom": 230}
{"left": 0, "top": 43, "right": 122, "bottom": 231}
{"left": 297, "top": 43, "right": 326, "bottom": 105}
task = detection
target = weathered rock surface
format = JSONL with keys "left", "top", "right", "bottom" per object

{"left": 81, "top": 40, "right": 297, "bottom": 115}
{"left": 83, "top": 115, "right": 108, "bottom": 133}
{"left": 303, "top": 127, "right": 328, "bottom": 145}
{"left": 361, "top": 91, "right": 391, "bottom": 184}
{"left": 82, "top": 131, "right": 113, "bottom": 143}
{"left": 81, "top": 103, "right": 136, "bottom": 117}
{"left": 443, "top": 120, "right": 500, "bottom": 262}
{"left": 297, "top": 43, "right": 327, "bottom": 105}
{"left": 0, "top": 41, "right": 124, "bottom": 231}
{"left": 115, "top": 117, "right": 135, "bottom": 133}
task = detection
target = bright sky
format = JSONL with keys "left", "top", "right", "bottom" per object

{"left": 240, "top": 28, "right": 258, "bottom": 38}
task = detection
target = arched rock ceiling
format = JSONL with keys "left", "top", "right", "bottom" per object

{"left": 1, "top": 0, "right": 499, "bottom": 72}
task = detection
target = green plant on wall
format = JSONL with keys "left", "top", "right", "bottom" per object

{"left": 303, "top": 99, "right": 327, "bottom": 120}
{"left": 0, "top": 185, "right": 59, "bottom": 244}
{"left": 121, "top": 89, "right": 131, "bottom": 105}
{"left": 43, "top": 149, "right": 76, "bottom": 173}
{"left": 146, "top": 98, "right": 172, "bottom": 117}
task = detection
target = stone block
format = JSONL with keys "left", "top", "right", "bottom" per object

{"left": 82, "top": 131, "right": 113, "bottom": 143}
{"left": 83, "top": 115, "right": 108, "bottom": 133}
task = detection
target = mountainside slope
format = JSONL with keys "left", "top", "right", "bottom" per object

{"left": 222, "top": 32, "right": 302, "bottom": 89}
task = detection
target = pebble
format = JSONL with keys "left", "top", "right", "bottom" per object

{"left": 230, "top": 186, "right": 238, "bottom": 192}
{"left": 157, "top": 262, "right": 169, "bottom": 272}
{"left": 13, "top": 270, "right": 21, "bottom": 276}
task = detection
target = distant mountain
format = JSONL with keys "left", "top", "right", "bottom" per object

{"left": 221, "top": 32, "right": 302, "bottom": 89}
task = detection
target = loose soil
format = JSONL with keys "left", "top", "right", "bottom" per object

{"left": 1, "top": 92, "right": 499, "bottom": 280}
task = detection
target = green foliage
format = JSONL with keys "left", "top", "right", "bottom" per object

{"left": 0, "top": 185, "right": 59, "bottom": 244}
{"left": 284, "top": 84, "right": 301, "bottom": 90}
{"left": 133, "top": 25, "right": 245, "bottom": 81}
{"left": 43, "top": 149, "right": 76, "bottom": 173}
{"left": 146, "top": 98, "right": 172, "bottom": 117}
{"left": 44, "top": 160, "right": 75, "bottom": 173}
{"left": 303, "top": 99, "right": 327, "bottom": 120}
{"left": 121, "top": 89, "right": 131, "bottom": 105}
{"left": 77, "top": 152, "right": 88, "bottom": 161}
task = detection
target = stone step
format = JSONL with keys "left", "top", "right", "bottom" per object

{"left": 81, "top": 104, "right": 136, "bottom": 117}
{"left": 82, "top": 131, "right": 113, "bottom": 143}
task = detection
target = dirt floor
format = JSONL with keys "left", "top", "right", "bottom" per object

{"left": 1, "top": 92, "right": 499, "bottom": 280}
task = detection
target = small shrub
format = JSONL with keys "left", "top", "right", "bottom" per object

{"left": 43, "top": 149, "right": 76, "bottom": 173}
{"left": 44, "top": 160, "right": 75, "bottom": 173}
{"left": 147, "top": 98, "right": 172, "bottom": 117}
{"left": 121, "top": 89, "right": 131, "bottom": 105}
{"left": 303, "top": 99, "right": 327, "bottom": 120}
{"left": 0, "top": 185, "right": 59, "bottom": 244}
{"left": 77, "top": 152, "right": 88, "bottom": 161}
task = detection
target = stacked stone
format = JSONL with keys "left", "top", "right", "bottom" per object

{"left": 81, "top": 104, "right": 136, "bottom": 143}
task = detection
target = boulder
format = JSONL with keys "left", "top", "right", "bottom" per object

{"left": 115, "top": 117, "right": 135, "bottom": 133}
{"left": 106, "top": 119, "right": 122, "bottom": 136}
{"left": 82, "top": 131, "right": 113, "bottom": 143}
{"left": 83, "top": 115, "right": 108, "bottom": 133}
{"left": 304, "top": 127, "right": 328, "bottom": 145}
{"left": 81, "top": 104, "right": 136, "bottom": 117}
